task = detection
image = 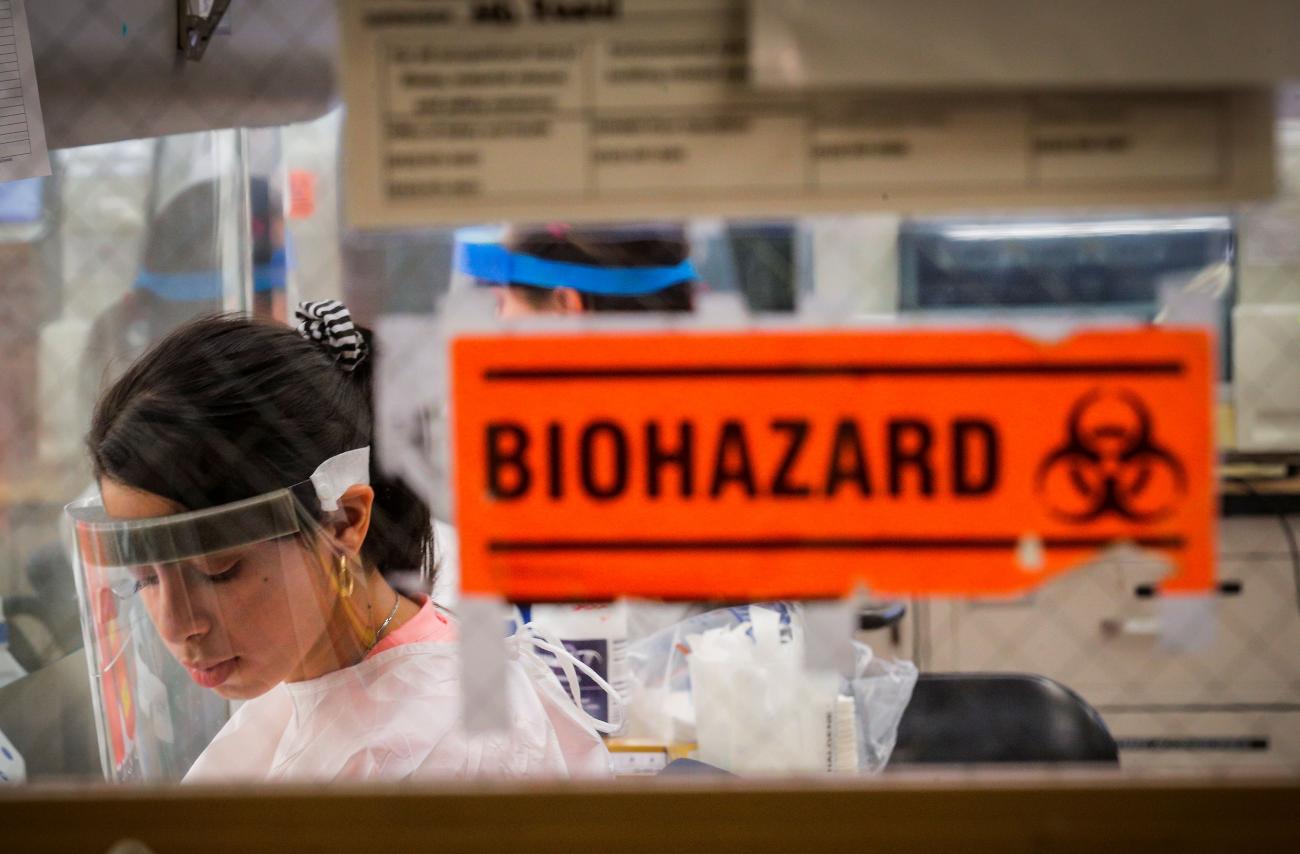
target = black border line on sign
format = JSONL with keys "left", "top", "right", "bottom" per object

{"left": 481, "top": 361, "right": 1186, "bottom": 382}
{"left": 486, "top": 536, "right": 1187, "bottom": 553}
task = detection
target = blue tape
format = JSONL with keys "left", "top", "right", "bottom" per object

{"left": 456, "top": 242, "right": 695, "bottom": 296}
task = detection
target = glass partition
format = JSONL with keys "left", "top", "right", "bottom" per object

{"left": 0, "top": 128, "right": 278, "bottom": 781}
{"left": 2, "top": 108, "right": 1299, "bottom": 790}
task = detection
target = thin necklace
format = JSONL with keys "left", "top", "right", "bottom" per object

{"left": 372, "top": 594, "right": 402, "bottom": 645}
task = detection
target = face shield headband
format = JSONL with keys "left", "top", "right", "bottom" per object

{"left": 454, "top": 228, "right": 696, "bottom": 296}
{"left": 66, "top": 447, "right": 371, "bottom": 574}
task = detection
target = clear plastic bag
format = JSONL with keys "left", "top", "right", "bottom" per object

{"left": 847, "top": 639, "right": 918, "bottom": 773}
{"left": 624, "top": 605, "right": 766, "bottom": 747}
{"left": 624, "top": 603, "right": 917, "bottom": 774}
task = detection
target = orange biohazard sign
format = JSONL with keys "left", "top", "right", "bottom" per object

{"left": 451, "top": 327, "right": 1215, "bottom": 601}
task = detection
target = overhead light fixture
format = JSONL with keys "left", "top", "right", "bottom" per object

{"left": 940, "top": 216, "right": 1232, "bottom": 242}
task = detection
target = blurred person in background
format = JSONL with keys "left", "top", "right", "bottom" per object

{"left": 79, "top": 177, "right": 287, "bottom": 403}
{"left": 453, "top": 222, "right": 703, "bottom": 641}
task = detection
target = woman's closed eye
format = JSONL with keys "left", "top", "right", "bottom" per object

{"left": 206, "top": 561, "right": 242, "bottom": 584}
{"left": 131, "top": 572, "right": 159, "bottom": 593}
{"left": 127, "top": 560, "right": 241, "bottom": 595}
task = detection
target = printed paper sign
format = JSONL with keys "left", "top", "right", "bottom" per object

{"left": 452, "top": 328, "right": 1216, "bottom": 601}
{"left": 340, "top": 0, "right": 1274, "bottom": 228}
{"left": 0, "top": 0, "right": 50, "bottom": 183}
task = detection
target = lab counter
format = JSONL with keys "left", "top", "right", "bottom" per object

{"left": 1, "top": 776, "right": 1297, "bottom": 853}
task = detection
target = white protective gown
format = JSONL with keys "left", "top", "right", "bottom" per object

{"left": 184, "top": 636, "right": 614, "bottom": 782}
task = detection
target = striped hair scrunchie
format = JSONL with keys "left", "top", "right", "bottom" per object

{"left": 294, "top": 299, "right": 368, "bottom": 373}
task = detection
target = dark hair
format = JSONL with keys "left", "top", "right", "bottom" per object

{"left": 87, "top": 314, "right": 432, "bottom": 577}
{"left": 503, "top": 224, "right": 694, "bottom": 313}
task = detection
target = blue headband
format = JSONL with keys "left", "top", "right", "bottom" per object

{"left": 134, "top": 271, "right": 222, "bottom": 301}
{"left": 456, "top": 241, "right": 696, "bottom": 296}
{"left": 134, "top": 258, "right": 287, "bottom": 302}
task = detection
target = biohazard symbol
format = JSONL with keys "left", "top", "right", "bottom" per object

{"left": 1036, "top": 389, "right": 1187, "bottom": 523}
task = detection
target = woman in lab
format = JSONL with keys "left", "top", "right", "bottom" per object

{"left": 437, "top": 222, "right": 697, "bottom": 614}
{"left": 455, "top": 223, "right": 701, "bottom": 641}
{"left": 460, "top": 222, "right": 696, "bottom": 317}
{"left": 70, "top": 301, "right": 615, "bottom": 781}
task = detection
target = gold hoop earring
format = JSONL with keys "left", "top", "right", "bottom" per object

{"left": 335, "top": 554, "right": 355, "bottom": 597}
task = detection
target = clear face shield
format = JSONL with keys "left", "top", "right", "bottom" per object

{"left": 68, "top": 448, "right": 375, "bottom": 782}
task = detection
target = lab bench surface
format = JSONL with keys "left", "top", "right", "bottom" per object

{"left": 1, "top": 776, "right": 1297, "bottom": 853}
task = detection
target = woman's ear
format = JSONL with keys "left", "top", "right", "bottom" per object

{"left": 553, "top": 286, "right": 584, "bottom": 314}
{"left": 331, "top": 484, "right": 374, "bottom": 555}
